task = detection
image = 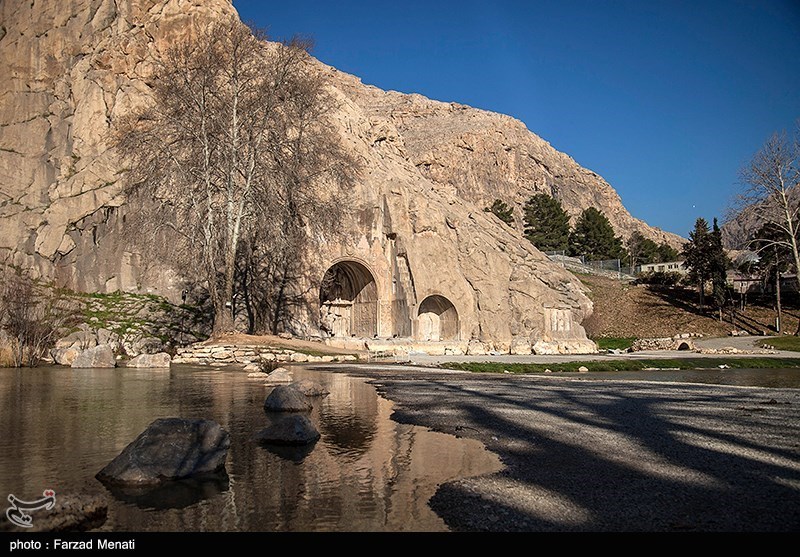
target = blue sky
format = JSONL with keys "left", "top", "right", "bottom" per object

{"left": 232, "top": 0, "right": 800, "bottom": 239}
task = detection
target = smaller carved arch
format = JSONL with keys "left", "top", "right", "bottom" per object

{"left": 416, "top": 294, "right": 459, "bottom": 341}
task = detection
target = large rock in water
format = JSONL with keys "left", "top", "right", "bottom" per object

{"left": 264, "top": 367, "right": 293, "bottom": 383}
{"left": 51, "top": 346, "right": 81, "bottom": 366}
{"left": 126, "top": 352, "right": 171, "bottom": 368}
{"left": 95, "top": 418, "right": 230, "bottom": 485}
{"left": 264, "top": 385, "right": 313, "bottom": 413}
{"left": 71, "top": 344, "right": 116, "bottom": 368}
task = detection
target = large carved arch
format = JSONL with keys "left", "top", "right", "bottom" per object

{"left": 416, "top": 294, "right": 459, "bottom": 341}
{"left": 319, "top": 260, "right": 379, "bottom": 338}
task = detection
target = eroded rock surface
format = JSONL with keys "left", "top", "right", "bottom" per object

{"left": 126, "top": 352, "right": 171, "bottom": 368}
{"left": 71, "top": 344, "right": 116, "bottom": 368}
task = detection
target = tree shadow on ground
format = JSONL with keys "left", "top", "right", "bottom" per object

{"left": 644, "top": 285, "right": 800, "bottom": 336}
{"left": 364, "top": 373, "right": 800, "bottom": 532}
{"left": 644, "top": 285, "right": 717, "bottom": 320}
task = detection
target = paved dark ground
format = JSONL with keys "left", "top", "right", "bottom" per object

{"left": 312, "top": 364, "right": 800, "bottom": 533}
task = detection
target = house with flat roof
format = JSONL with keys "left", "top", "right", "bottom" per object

{"left": 636, "top": 261, "right": 687, "bottom": 275}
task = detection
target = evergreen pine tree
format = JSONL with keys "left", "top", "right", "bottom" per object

{"left": 682, "top": 217, "right": 725, "bottom": 308}
{"left": 568, "top": 207, "right": 624, "bottom": 260}
{"left": 626, "top": 231, "right": 660, "bottom": 268}
{"left": 484, "top": 199, "right": 515, "bottom": 226}
{"left": 710, "top": 218, "right": 730, "bottom": 313}
{"left": 655, "top": 242, "right": 679, "bottom": 263}
{"left": 522, "top": 194, "right": 571, "bottom": 252}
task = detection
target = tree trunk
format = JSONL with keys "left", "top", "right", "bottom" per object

{"left": 238, "top": 262, "right": 256, "bottom": 335}
{"left": 271, "top": 264, "right": 290, "bottom": 335}
{"left": 698, "top": 275, "right": 705, "bottom": 308}
{"left": 213, "top": 304, "right": 234, "bottom": 337}
{"left": 793, "top": 275, "right": 800, "bottom": 335}
{"left": 776, "top": 269, "right": 782, "bottom": 334}
{"left": 212, "top": 238, "right": 239, "bottom": 337}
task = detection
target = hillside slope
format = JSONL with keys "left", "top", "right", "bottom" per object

{"left": 580, "top": 275, "right": 795, "bottom": 340}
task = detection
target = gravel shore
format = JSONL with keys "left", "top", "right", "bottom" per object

{"left": 328, "top": 365, "right": 800, "bottom": 532}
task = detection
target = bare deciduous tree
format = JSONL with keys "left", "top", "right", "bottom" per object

{"left": 114, "top": 18, "right": 360, "bottom": 335}
{"left": 0, "top": 265, "right": 79, "bottom": 367}
{"left": 728, "top": 124, "right": 800, "bottom": 333}
{"left": 732, "top": 124, "right": 800, "bottom": 299}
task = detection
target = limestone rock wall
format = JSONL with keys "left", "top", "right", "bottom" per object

{"left": 0, "top": 0, "right": 237, "bottom": 296}
{"left": 0, "top": 0, "right": 679, "bottom": 352}
{"left": 296, "top": 79, "right": 596, "bottom": 353}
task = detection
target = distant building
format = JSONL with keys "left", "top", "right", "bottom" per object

{"left": 636, "top": 261, "right": 687, "bottom": 275}
{"left": 728, "top": 271, "right": 763, "bottom": 295}
{"left": 728, "top": 270, "right": 798, "bottom": 295}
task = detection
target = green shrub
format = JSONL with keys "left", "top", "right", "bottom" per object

{"left": 593, "top": 337, "right": 636, "bottom": 351}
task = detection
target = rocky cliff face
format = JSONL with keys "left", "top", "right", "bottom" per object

{"left": 0, "top": 0, "right": 676, "bottom": 352}
{"left": 0, "top": 0, "right": 239, "bottom": 295}
{"left": 329, "top": 74, "right": 684, "bottom": 249}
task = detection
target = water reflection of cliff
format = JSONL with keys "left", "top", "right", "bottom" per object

{"left": 0, "top": 366, "right": 501, "bottom": 532}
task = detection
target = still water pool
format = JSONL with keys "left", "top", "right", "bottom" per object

{"left": 0, "top": 365, "right": 502, "bottom": 532}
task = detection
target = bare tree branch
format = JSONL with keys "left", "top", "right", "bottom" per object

{"left": 730, "top": 122, "right": 800, "bottom": 332}
{"left": 113, "top": 17, "right": 360, "bottom": 336}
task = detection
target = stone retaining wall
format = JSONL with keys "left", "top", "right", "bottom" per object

{"left": 630, "top": 334, "right": 703, "bottom": 352}
{"left": 171, "top": 344, "right": 359, "bottom": 366}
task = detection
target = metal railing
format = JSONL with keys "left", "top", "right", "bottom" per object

{"left": 544, "top": 252, "right": 635, "bottom": 280}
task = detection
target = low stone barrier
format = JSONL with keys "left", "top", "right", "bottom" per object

{"left": 171, "top": 343, "right": 358, "bottom": 366}
{"left": 630, "top": 334, "right": 703, "bottom": 352}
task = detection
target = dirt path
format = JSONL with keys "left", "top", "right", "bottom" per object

{"left": 395, "top": 334, "right": 798, "bottom": 367}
